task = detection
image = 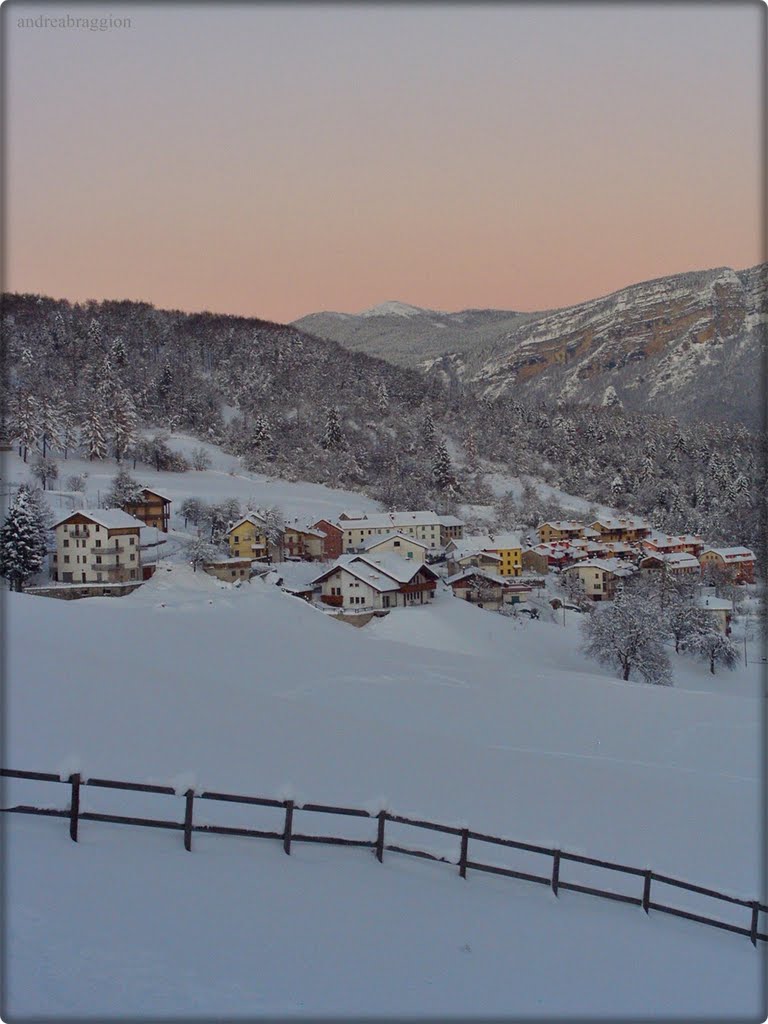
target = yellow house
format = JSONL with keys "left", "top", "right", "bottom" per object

{"left": 589, "top": 515, "right": 651, "bottom": 544}
{"left": 227, "top": 513, "right": 270, "bottom": 561}
{"left": 537, "top": 521, "right": 586, "bottom": 544}
{"left": 446, "top": 533, "right": 523, "bottom": 577}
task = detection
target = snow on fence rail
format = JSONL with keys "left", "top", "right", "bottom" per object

{"left": 2, "top": 767, "right": 765, "bottom": 947}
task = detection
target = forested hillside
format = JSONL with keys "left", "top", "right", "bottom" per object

{"left": 3, "top": 293, "right": 765, "bottom": 568}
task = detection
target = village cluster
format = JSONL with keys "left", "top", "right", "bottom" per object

{"left": 44, "top": 487, "right": 755, "bottom": 637}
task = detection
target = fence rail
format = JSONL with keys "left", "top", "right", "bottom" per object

{"left": 2, "top": 766, "right": 765, "bottom": 947}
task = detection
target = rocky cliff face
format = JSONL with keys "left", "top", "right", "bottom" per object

{"left": 294, "top": 264, "right": 766, "bottom": 428}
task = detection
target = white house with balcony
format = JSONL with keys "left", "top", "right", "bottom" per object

{"left": 50, "top": 509, "right": 144, "bottom": 584}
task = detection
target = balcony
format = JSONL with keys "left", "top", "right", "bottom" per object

{"left": 399, "top": 580, "right": 437, "bottom": 595}
{"left": 92, "top": 546, "right": 120, "bottom": 556}
{"left": 321, "top": 594, "right": 343, "bottom": 607}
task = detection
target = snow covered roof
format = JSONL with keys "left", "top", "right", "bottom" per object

{"left": 640, "top": 552, "right": 700, "bottom": 571}
{"left": 643, "top": 531, "right": 703, "bottom": 548}
{"left": 358, "top": 532, "right": 428, "bottom": 551}
{"left": 447, "top": 542, "right": 502, "bottom": 563}
{"left": 53, "top": 509, "right": 145, "bottom": 531}
{"left": 590, "top": 515, "right": 650, "bottom": 530}
{"left": 135, "top": 487, "right": 173, "bottom": 503}
{"left": 228, "top": 513, "right": 267, "bottom": 533}
{"left": 338, "top": 510, "right": 451, "bottom": 530}
{"left": 563, "top": 559, "right": 635, "bottom": 577}
{"left": 436, "top": 515, "right": 465, "bottom": 527}
{"left": 284, "top": 520, "right": 326, "bottom": 539}
{"left": 537, "top": 521, "right": 584, "bottom": 532}
{"left": 445, "top": 567, "right": 507, "bottom": 586}
{"left": 701, "top": 547, "right": 755, "bottom": 562}
{"left": 311, "top": 554, "right": 438, "bottom": 591}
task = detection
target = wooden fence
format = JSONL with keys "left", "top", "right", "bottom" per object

{"left": 2, "top": 766, "right": 765, "bottom": 947}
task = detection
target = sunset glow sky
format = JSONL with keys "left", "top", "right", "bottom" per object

{"left": 5, "top": 3, "right": 764, "bottom": 323}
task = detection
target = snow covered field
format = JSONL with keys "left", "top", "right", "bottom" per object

{"left": 2, "top": 438, "right": 766, "bottom": 1018}
{"left": 4, "top": 561, "right": 766, "bottom": 1019}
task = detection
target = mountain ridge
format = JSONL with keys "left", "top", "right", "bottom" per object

{"left": 294, "top": 263, "right": 767, "bottom": 429}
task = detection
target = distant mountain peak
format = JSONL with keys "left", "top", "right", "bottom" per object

{"left": 358, "top": 300, "right": 434, "bottom": 318}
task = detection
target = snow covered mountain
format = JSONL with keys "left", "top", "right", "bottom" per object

{"left": 294, "top": 263, "right": 767, "bottom": 428}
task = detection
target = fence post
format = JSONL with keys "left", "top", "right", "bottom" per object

{"left": 750, "top": 902, "right": 759, "bottom": 947}
{"left": 68, "top": 773, "right": 81, "bottom": 842}
{"left": 283, "top": 800, "right": 294, "bottom": 855}
{"left": 551, "top": 850, "right": 561, "bottom": 896}
{"left": 642, "top": 871, "right": 652, "bottom": 914}
{"left": 376, "top": 811, "right": 386, "bottom": 863}
{"left": 459, "top": 829, "right": 469, "bottom": 879}
{"left": 183, "top": 789, "right": 194, "bottom": 852}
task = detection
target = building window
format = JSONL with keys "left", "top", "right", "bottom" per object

{"left": 64, "top": 555, "right": 70, "bottom": 564}
{"left": 63, "top": 539, "right": 69, "bottom": 548}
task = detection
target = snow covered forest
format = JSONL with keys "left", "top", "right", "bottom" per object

{"left": 4, "top": 293, "right": 764, "bottom": 572}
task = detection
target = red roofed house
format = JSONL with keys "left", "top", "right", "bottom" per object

{"left": 699, "top": 547, "right": 755, "bottom": 584}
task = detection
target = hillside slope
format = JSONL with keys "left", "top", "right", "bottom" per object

{"left": 294, "top": 263, "right": 767, "bottom": 428}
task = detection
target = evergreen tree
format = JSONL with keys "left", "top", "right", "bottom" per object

{"left": 262, "top": 506, "right": 285, "bottom": 559}
{"left": 432, "top": 440, "right": 456, "bottom": 493}
{"left": 110, "top": 388, "right": 138, "bottom": 463}
{"left": 375, "top": 381, "right": 390, "bottom": 415}
{"left": 110, "top": 336, "right": 128, "bottom": 369}
{"left": 0, "top": 489, "right": 48, "bottom": 591}
{"left": 322, "top": 407, "right": 344, "bottom": 451}
{"left": 422, "top": 408, "right": 436, "bottom": 449}
{"left": 104, "top": 467, "right": 145, "bottom": 508}
{"left": 37, "top": 394, "right": 63, "bottom": 458}
{"left": 251, "top": 414, "right": 273, "bottom": 450}
{"left": 12, "top": 390, "right": 40, "bottom": 462}
{"left": 81, "top": 399, "right": 108, "bottom": 461}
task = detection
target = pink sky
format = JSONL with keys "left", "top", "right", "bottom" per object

{"left": 5, "top": 3, "right": 764, "bottom": 323}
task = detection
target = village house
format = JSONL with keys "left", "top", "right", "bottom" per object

{"left": 311, "top": 554, "right": 439, "bottom": 611}
{"left": 227, "top": 513, "right": 281, "bottom": 563}
{"left": 699, "top": 547, "right": 755, "bottom": 584}
{"left": 453, "top": 532, "right": 524, "bottom": 577}
{"left": 356, "top": 532, "right": 427, "bottom": 563}
{"left": 445, "top": 539, "right": 504, "bottom": 576}
{"left": 336, "top": 510, "right": 464, "bottom": 552}
{"left": 437, "top": 514, "right": 465, "bottom": 547}
{"left": 641, "top": 531, "right": 705, "bottom": 558}
{"left": 561, "top": 558, "right": 635, "bottom": 601}
{"left": 694, "top": 593, "right": 733, "bottom": 635}
{"left": 121, "top": 487, "right": 172, "bottom": 532}
{"left": 203, "top": 557, "right": 253, "bottom": 583}
{"left": 530, "top": 540, "right": 590, "bottom": 569}
{"left": 536, "top": 521, "right": 587, "bottom": 544}
{"left": 521, "top": 547, "right": 549, "bottom": 575}
{"left": 312, "top": 519, "right": 343, "bottom": 560}
{"left": 282, "top": 521, "right": 326, "bottom": 561}
{"left": 584, "top": 540, "right": 636, "bottom": 561}
{"left": 51, "top": 509, "right": 144, "bottom": 584}
{"left": 589, "top": 515, "right": 651, "bottom": 544}
{"left": 639, "top": 552, "right": 701, "bottom": 577}
{"left": 445, "top": 567, "right": 532, "bottom": 611}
